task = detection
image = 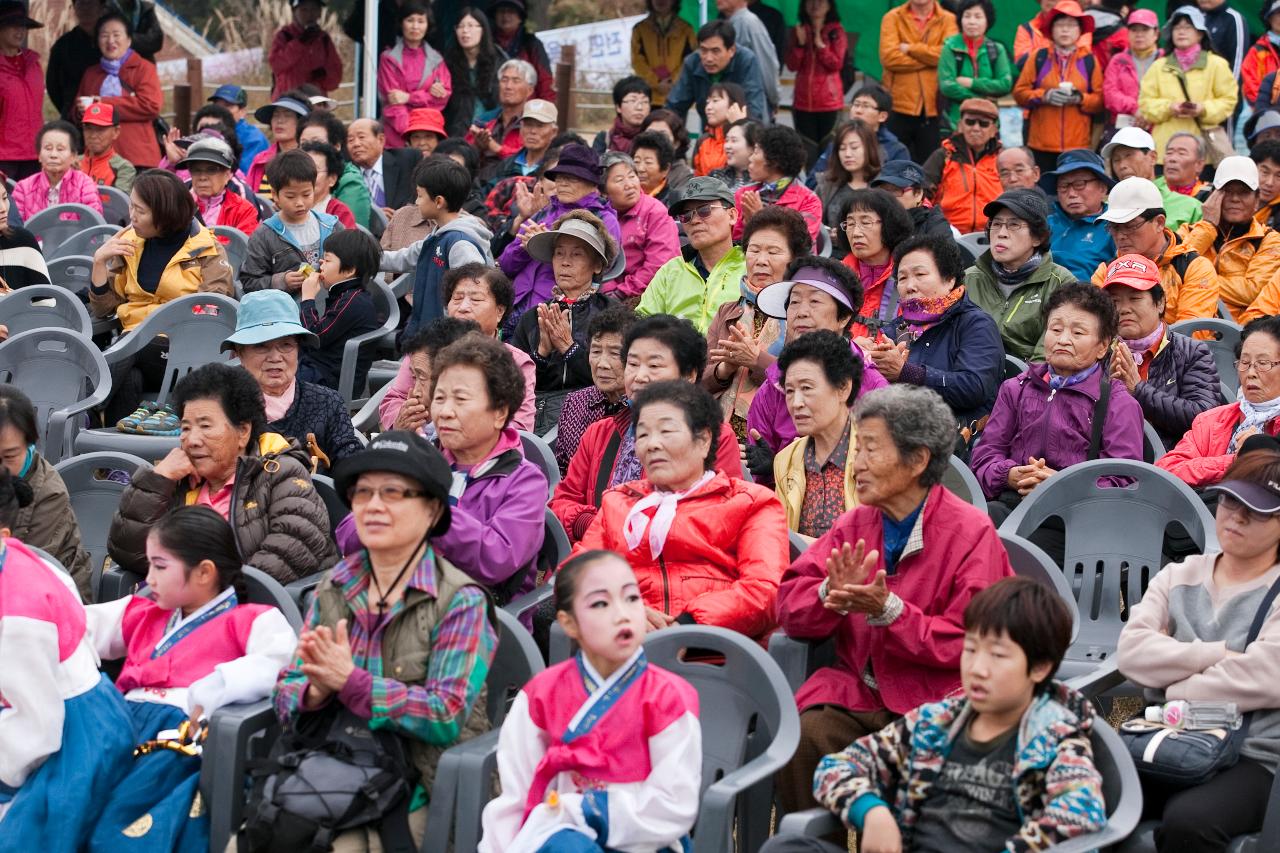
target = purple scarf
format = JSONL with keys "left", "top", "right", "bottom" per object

{"left": 98, "top": 49, "right": 133, "bottom": 98}
{"left": 1124, "top": 323, "right": 1165, "bottom": 366}
{"left": 1046, "top": 361, "right": 1101, "bottom": 391}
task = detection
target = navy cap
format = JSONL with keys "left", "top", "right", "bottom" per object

{"left": 1038, "top": 148, "right": 1116, "bottom": 194}
{"left": 209, "top": 84, "right": 247, "bottom": 108}
{"left": 870, "top": 159, "right": 925, "bottom": 189}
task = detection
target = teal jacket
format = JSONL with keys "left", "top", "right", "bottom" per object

{"left": 334, "top": 162, "right": 373, "bottom": 230}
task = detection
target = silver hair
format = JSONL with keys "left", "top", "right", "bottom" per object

{"left": 1166, "top": 131, "right": 1205, "bottom": 160}
{"left": 601, "top": 151, "right": 637, "bottom": 178}
{"left": 499, "top": 58, "right": 538, "bottom": 89}
{"left": 854, "top": 385, "right": 956, "bottom": 487}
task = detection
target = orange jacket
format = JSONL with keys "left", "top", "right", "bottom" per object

{"left": 924, "top": 136, "right": 1002, "bottom": 234}
{"left": 878, "top": 2, "right": 957, "bottom": 118}
{"left": 1013, "top": 12, "right": 1092, "bottom": 69}
{"left": 1242, "top": 34, "right": 1280, "bottom": 106}
{"left": 1013, "top": 45, "right": 1104, "bottom": 153}
{"left": 1178, "top": 218, "right": 1280, "bottom": 323}
{"left": 1090, "top": 228, "right": 1221, "bottom": 325}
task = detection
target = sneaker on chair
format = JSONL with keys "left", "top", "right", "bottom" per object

{"left": 135, "top": 404, "right": 180, "bottom": 436}
{"left": 116, "top": 401, "right": 159, "bottom": 433}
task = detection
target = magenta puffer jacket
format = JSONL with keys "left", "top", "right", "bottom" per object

{"left": 1103, "top": 50, "right": 1163, "bottom": 124}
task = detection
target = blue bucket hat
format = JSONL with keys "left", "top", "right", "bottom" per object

{"left": 1038, "top": 149, "right": 1116, "bottom": 194}
{"left": 221, "top": 290, "right": 319, "bottom": 352}
{"left": 870, "top": 159, "right": 926, "bottom": 189}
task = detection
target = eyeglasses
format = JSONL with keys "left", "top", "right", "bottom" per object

{"left": 1237, "top": 357, "right": 1278, "bottom": 373}
{"left": 1058, "top": 178, "right": 1099, "bottom": 194}
{"left": 988, "top": 218, "right": 1028, "bottom": 234}
{"left": 349, "top": 485, "right": 427, "bottom": 505}
{"left": 675, "top": 202, "right": 723, "bottom": 224}
{"left": 850, "top": 99, "right": 880, "bottom": 112}
{"left": 842, "top": 216, "right": 882, "bottom": 232}
{"left": 1219, "top": 492, "right": 1277, "bottom": 525}
{"left": 962, "top": 116, "right": 995, "bottom": 128}
{"left": 620, "top": 96, "right": 650, "bottom": 108}
{"left": 1104, "top": 217, "right": 1153, "bottom": 236}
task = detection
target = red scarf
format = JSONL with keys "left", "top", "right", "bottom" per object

{"left": 605, "top": 116, "right": 643, "bottom": 155}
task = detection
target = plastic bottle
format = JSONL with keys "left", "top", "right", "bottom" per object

{"left": 1144, "top": 700, "right": 1242, "bottom": 730}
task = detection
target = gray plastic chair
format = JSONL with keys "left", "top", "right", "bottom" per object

{"left": 46, "top": 223, "right": 119, "bottom": 261}
{"left": 1218, "top": 298, "right": 1234, "bottom": 321}
{"left": 25, "top": 203, "right": 107, "bottom": 254}
{"left": 815, "top": 224, "right": 833, "bottom": 258}
{"left": 337, "top": 278, "right": 400, "bottom": 405}
{"left": 788, "top": 529, "right": 809, "bottom": 561}
{"left": 942, "top": 453, "right": 986, "bottom": 509}
{"left": 999, "top": 458, "right": 1217, "bottom": 681}
{"left": 351, "top": 381, "right": 391, "bottom": 434}
{"left": 388, "top": 271, "right": 412, "bottom": 299}
{"left": 0, "top": 284, "right": 92, "bottom": 336}
{"left": 1170, "top": 316, "right": 1242, "bottom": 400}
{"left": 1004, "top": 352, "right": 1030, "bottom": 380}
{"left": 956, "top": 230, "right": 990, "bottom": 264}
{"left": 45, "top": 254, "right": 95, "bottom": 295}
{"left": 518, "top": 429, "right": 560, "bottom": 496}
{"left": 0, "top": 327, "right": 110, "bottom": 463}
{"left": 311, "top": 473, "right": 349, "bottom": 536}
{"left": 53, "top": 450, "right": 147, "bottom": 601}
{"left": 999, "top": 531, "right": 1081, "bottom": 644}
{"left": 97, "top": 185, "right": 131, "bottom": 226}
{"left": 212, "top": 226, "right": 250, "bottom": 280}
{"left": 74, "top": 293, "right": 239, "bottom": 456}
{"left": 1142, "top": 419, "right": 1165, "bottom": 463}
{"left": 775, "top": 718, "right": 1142, "bottom": 853}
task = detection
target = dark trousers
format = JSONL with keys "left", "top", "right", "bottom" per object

{"left": 0, "top": 159, "right": 38, "bottom": 181}
{"left": 887, "top": 112, "right": 941, "bottom": 165}
{"left": 104, "top": 338, "right": 170, "bottom": 424}
{"left": 793, "top": 109, "right": 841, "bottom": 149}
{"left": 1029, "top": 148, "right": 1064, "bottom": 176}
{"left": 1144, "top": 758, "right": 1272, "bottom": 853}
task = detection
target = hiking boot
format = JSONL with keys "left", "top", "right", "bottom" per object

{"left": 116, "top": 401, "right": 159, "bottom": 433}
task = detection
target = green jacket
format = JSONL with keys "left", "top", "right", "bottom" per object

{"left": 636, "top": 245, "right": 746, "bottom": 334}
{"left": 334, "top": 161, "right": 374, "bottom": 229}
{"left": 1153, "top": 177, "right": 1205, "bottom": 233}
{"left": 964, "top": 250, "right": 1074, "bottom": 362}
{"left": 937, "top": 34, "right": 1013, "bottom": 130}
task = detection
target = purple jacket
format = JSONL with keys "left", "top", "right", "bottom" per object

{"left": 970, "top": 362, "right": 1145, "bottom": 500}
{"left": 498, "top": 191, "right": 622, "bottom": 337}
{"left": 747, "top": 342, "right": 888, "bottom": 453}
{"left": 336, "top": 428, "right": 547, "bottom": 603}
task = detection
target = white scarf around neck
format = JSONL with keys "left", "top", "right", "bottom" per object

{"left": 623, "top": 470, "right": 715, "bottom": 559}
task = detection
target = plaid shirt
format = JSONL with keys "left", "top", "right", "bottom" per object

{"left": 274, "top": 548, "right": 497, "bottom": 746}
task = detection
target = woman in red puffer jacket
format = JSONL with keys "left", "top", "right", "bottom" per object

{"left": 784, "top": 0, "right": 848, "bottom": 147}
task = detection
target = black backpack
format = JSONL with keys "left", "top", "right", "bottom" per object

{"left": 239, "top": 706, "right": 419, "bottom": 853}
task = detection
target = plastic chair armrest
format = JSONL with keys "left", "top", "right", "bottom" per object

{"left": 776, "top": 807, "right": 844, "bottom": 837}
{"left": 423, "top": 729, "right": 502, "bottom": 853}
{"left": 284, "top": 574, "right": 323, "bottom": 611}
{"left": 695, "top": 746, "right": 797, "bottom": 852}
{"left": 1064, "top": 659, "right": 1125, "bottom": 699}
{"left": 202, "top": 699, "right": 278, "bottom": 853}
{"left": 504, "top": 584, "right": 552, "bottom": 621}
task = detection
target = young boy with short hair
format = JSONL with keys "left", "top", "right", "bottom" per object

{"left": 380, "top": 156, "right": 493, "bottom": 336}
{"left": 298, "top": 228, "right": 380, "bottom": 391}
{"left": 767, "top": 576, "right": 1106, "bottom": 853}
{"left": 241, "top": 148, "right": 344, "bottom": 294}
{"left": 692, "top": 82, "right": 749, "bottom": 176}
{"left": 79, "top": 103, "right": 137, "bottom": 193}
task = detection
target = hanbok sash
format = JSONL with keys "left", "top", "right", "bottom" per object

{"left": 522, "top": 649, "right": 648, "bottom": 822}
{"left": 151, "top": 588, "right": 238, "bottom": 659}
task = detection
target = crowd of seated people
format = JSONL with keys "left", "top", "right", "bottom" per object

{"left": 9, "top": 0, "right": 1280, "bottom": 849}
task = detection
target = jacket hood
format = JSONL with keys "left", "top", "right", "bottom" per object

{"left": 439, "top": 426, "right": 521, "bottom": 468}
{"left": 264, "top": 210, "right": 339, "bottom": 243}
{"left": 253, "top": 431, "right": 308, "bottom": 466}
{"left": 542, "top": 191, "right": 616, "bottom": 225}
{"left": 1024, "top": 360, "right": 1109, "bottom": 402}
{"left": 437, "top": 211, "right": 494, "bottom": 246}
{"left": 911, "top": 204, "right": 948, "bottom": 228}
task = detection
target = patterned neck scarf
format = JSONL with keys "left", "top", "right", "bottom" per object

{"left": 898, "top": 286, "right": 964, "bottom": 341}
{"left": 98, "top": 49, "right": 134, "bottom": 98}
{"left": 1124, "top": 322, "right": 1165, "bottom": 366}
{"left": 993, "top": 252, "right": 1043, "bottom": 287}
{"left": 1046, "top": 360, "right": 1101, "bottom": 391}
{"left": 1174, "top": 44, "right": 1201, "bottom": 71}
{"left": 1231, "top": 390, "right": 1280, "bottom": 452}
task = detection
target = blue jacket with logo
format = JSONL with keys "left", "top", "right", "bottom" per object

{"left": 1048, "top": 202, "right": 1116, "bottom": 282}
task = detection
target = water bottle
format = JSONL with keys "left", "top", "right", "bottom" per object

{"left": 1144, "top": 700, "right": 1242, "bottom": 730}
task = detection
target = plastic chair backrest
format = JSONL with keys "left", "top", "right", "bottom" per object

{"left": 101, "top": 293, "right": 239, "bottom": 405}
{"left": 98, "top": 185, "right": 131, "bottom": 226}
{"left": 337, "top": 278, "right": 400, "bottom": 403}
{"left": 240, "top": 565, "right": 304, "bottom": 631}
{"left": 0, "top": 327, "right": 110, "bottom": 462}
{"left": 956, "top": 231, "right": 990, "bottom": 264}
{"left": 1218, "top": 299, "right": 1234, "bottom": 321}
{"left": 1004, "top": 353, "right": 1030, "bottom": 381}
{"left": 389, "top": 272, "right": 412, "bottom": 299}
{"left": 1089, "top": 720, "right": 1145, "bottom": 848}
{"left": 212, "top": 226, "right": 250, "bottom": 279}
{"left": 369, "top": 205, "right": 389, "bottom": 232}
{"left": 999, "top": 531, "right": 1081, "bottom": 643}
{"left": 999, "top": 459, "right": 1217, "bottom": 665}
{"left": 518, "top": 430, "right": 560, "bottom": 496}
{"left": 538, "top": 508, "right": 571, "bottom": 576}
{"left": 26, "top": 204, "right": 107, "bottom": 254}
{"left": 310, "top": 474, "right": 349, "bottom": 535}
{"left": 46, "top": 224, "right": 119, "bottom": 261}
{"left": 54, "top": 450, "right": 148, "bottom": 593}
{"left": 1170, "top": 317, "right": 1241, "bottom": 400}
{"left": 351, "top": 381, "right": 391, "bottom": 434}
{"left": 788, "top": 530, "right": 808, "bottom": 562}
{"left": 487, "top": 608, "right": 544, "bottom": 725}
{"left": 815, "top": 225, "right": 833, "bottom": 258}
{"left": 0, "top": 285, "right": 92, "bottom": 336}
{"left": 942, "top": 454, "right": 986, "bottom": 509}
{"left": 45, "top": 254, "right": 95, "bottom": 294}
{"left": 1142, "top": 419, "right": 1165, "bottom": 463}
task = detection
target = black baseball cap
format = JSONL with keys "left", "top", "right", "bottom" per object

{"left": 870, "top": 159, "right": 925, "bottom": 189}
{"left": 983, "top": 188, "right": 1050, "bottom": 233}
{"left": 332, "top": 431, "right": 453, "bottom": 535}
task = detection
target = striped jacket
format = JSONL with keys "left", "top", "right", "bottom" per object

{"left": 814, "top": 681, "right": 1108, "bottom": 852}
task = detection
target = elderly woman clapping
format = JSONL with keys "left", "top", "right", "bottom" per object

{"left": 107, "top": 363, "right": 339, "bottom": 584}
{"left": 774, "top": 385, "right": 1014, "bottom": 819}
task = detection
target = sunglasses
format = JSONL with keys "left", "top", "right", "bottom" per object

{"left": 962, "top": 116, "right": 995, "bottom": 129}
{"left": 675, "top": 202, "right": 724, "bottom": 224}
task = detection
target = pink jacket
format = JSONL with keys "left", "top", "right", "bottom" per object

{"left": 378, "top": 39, "right": 452, "bottom": 149}
{"left": 777, "top": 484, "right": 1013, "bottom": 715}
{"left": 379, "top": 342, "right": 537, "bottom": 432}
{"left": 11, "top": 168, "right": 104, "bottom": 221}
{"left": 0, "top": 49, "right": 43, "bottom": 162}
{"left": 1103, "top": 50, "right": 1162, "bottom": 124}
{"left": 733, "top": 180, "right": 824, "bottom": 245}
{"left": 606, "top": 192, "right": 682, "bottom": 299}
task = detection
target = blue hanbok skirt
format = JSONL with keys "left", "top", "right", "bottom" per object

{"left": 89, "top": 700, "right": 209, "bottom": 853}
{"left": 0, "top": 674, "right": 134, "bottom": 853}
